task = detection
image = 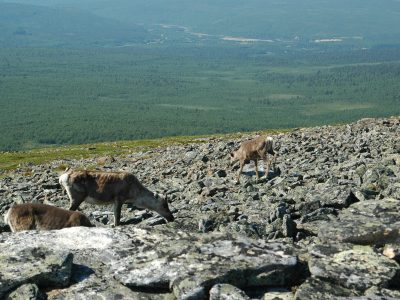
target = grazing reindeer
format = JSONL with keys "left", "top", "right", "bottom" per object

{"left": 59, "top": 170, "right": 174, "bottom": 226}
{"left": 230, "top": 135, "right": 276, "bottom": 183}
{"left": 4, "top": 203, "right": 93, "bottom": 232}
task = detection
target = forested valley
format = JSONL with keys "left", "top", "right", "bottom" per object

{"left": 0, "top": 45, "right": 399, "bottom": 151}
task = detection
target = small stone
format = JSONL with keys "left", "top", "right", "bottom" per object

{"left": 309, "top": 246, "right": 399, "bottom": 291}
{"left": 198, "top": 218, "right": 215, "bottom": 233}
{"left": 6, "top": 284, "right": 44, "bottom": 300}
{"left": 215, "top": 170, "right": 227, "bottom": 178}
{"left": 282, "top": 215, "right": 296, "bottom": 238}
{"left": 264, "top": 291, "right": 294, "bottom": 300}
{"left": 209, "top": 284, "right": 250, "bottom": 300}
{"left": 201, "top": 155, "right": 209, "bottom": 163}
{"left": 383, "top": 244, "right": 400, "bottom": 263}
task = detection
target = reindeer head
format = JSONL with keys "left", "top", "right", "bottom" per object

{"left": 229, "top": 151, "right": 239, "bottom": 164}
{"left": 154, "top": 193, "right": 175, "bottom": 222}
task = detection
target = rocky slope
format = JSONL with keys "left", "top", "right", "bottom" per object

{"left": 0, "top": 117, "right": 399, "bottom": 299}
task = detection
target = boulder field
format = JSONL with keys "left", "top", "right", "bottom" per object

{"left": 0, "top": 117, "right": 399, "bottom": 299}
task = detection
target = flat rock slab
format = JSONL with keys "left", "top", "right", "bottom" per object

{"left": 364, "top": 286, "right": 400, "bottom": 299}
{"left": 110, "top": 228, "right": 298, "bottom": 299}
{"left": 309, "top": 245, "right": 399, "bottom": 292}
{"left": 0, "top": 226, "right": 299, "bottom": 299}
{"left": 0, "top": 246, "right": 73, "bottom": 298}
{"left": 0, "top": 227, "right": 133, "bottom": 268}
{"left": 318, "top": 198, "right": 400, "bottom": 245}
{"left": 304, "top": 186, "right": 358, "bottom": 209}
{"left": 0, "top": 227, "right": 130, "bottom": 251}
{"left": 47, "top": 272, "right": 175, "bottom": 300}
{"left": 294, "top": 278, "right": 357, "bottom": 300}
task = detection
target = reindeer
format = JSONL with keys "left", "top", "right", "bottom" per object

{"left": 59, "top": 170, "right": 174, "bottom": 226}
{"left": 230, "top": 135, "right": 276, "bottom": 183}
{"left": 4, "top": 203, "right": 93, "bottom": 232}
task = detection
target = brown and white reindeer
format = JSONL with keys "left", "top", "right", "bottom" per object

{"left": 59, "top": 169, "right": 174, "bottom": 226}
{"left": 230, "top": 135, "right": 276, "bottom": 183}
{"left": 4, "top": 203, "right": 93, "bottom": 232}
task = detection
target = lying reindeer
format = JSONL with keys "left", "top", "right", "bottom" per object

{"left": 59, "top": 169, "right": 174, "bottom": 226}
{"left": 230, "top": 135, "right": 276, "bottom": 183}
{"left": 4, "top": 203, "right": 93, "bottom": 232}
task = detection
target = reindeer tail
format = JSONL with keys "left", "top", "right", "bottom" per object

{"left": 265, "top": 136, "right": 274, "bottom": 154}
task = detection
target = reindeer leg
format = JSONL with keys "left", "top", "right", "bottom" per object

{"left": 254, "top": 159, "right": 259, "bottom": 182}
{"left": 265, "top": 156, "right": 271, "bottom": 179}
{"left": 67, "top": 189, "right": 85, "bottom": 211}
{"left": 237, "top": 161, "right": 244, "bottom": 183}
{"left": 113, "top": 200, "right": 123, "bottom": 227}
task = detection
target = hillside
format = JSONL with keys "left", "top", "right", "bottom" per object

{"left": 0, "top": 2, "right": 151, "bottom": 47}
{"left": 0, "top": 117, "right": 399, "bottom": 299}
{"left": 3, "top": 0, "right": 400, "bottom": 46}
